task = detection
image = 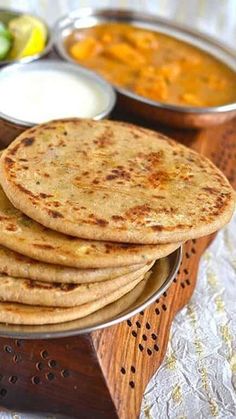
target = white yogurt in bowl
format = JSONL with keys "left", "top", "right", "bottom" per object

{"left": 0, "top": 68, "right": 114, "bottom": 123}
{"left": 0, "top": 60, "right": 116, "bottom": 142}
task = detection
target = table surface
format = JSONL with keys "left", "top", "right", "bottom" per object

{"left": 0, "top": 1, "right": 236, "bottom": 418}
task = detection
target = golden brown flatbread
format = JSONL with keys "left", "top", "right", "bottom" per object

{"left": 0, "top": 262, "right": 152, "bottom": 307}
{"left": 0, "top": 119, "right": 234, "bottom": 243}
{"left": 0, "top": 275, "right": 143, "bottom": 325}
{"left": 0, "top": 183, "right": 179, "bottom": 268}
{"left": 0, "top": 257, "right": 170, "bottom": 326}
{"left": 0, "top": 244, "right": 147, "bottom": 283}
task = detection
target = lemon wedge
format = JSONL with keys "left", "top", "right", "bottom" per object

{"left": 8, "top": 14, "right": 47, "bottom": 59}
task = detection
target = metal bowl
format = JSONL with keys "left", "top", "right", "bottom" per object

{"left": 54, "top": 8, "right": 236, "bottom": 129}
{"left": 0, "top": 59, "right": 116, "bottom": 148}
{"left": 0, "top": 247, "right": 181, "bottom": 339}
{"left": 0, "top": 8, "right": 53, "bottom": 67}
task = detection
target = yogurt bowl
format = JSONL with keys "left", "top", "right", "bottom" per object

{"left": 0, "top": 60, "right": 116, "bottom": 147}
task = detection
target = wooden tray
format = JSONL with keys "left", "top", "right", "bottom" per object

{"left": 0, "top": 115, "right": 235, "bottom": 418}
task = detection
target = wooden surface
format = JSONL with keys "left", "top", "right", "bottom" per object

{"left": 0, "top": 117, "right": 235, "bottom": 418}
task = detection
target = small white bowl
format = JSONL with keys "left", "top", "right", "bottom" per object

{"left": 0, "top": 59, "right": 116, "bottom": 148}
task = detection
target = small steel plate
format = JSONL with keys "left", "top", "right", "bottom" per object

{"left": 0, "top": 247, "right": 181, "bottom": 339}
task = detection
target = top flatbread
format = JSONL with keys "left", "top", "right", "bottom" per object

{"left": 0, "top": 119, "right": 234, "bottom": 243}
{"left": 0, "top": 183, "right": 179, "bottom": 268}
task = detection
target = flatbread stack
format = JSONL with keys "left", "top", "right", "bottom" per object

{"left": 0, "top": 119, "right": 234, "bottom": 326}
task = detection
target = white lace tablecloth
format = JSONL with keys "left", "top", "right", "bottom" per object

{"left": 0, "top": 1, "right": 235, "bottom": 418}
{"left": 141, "top": 211, "right": 236, "bottom": 419}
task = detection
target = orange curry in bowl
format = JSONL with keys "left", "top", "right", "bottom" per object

{"left": 65, "top": 23, "right": 236, "bottom": 108}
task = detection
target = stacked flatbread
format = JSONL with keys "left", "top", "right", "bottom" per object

{"left": 0, "top": 119, "right": 234, "bottom": 326}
